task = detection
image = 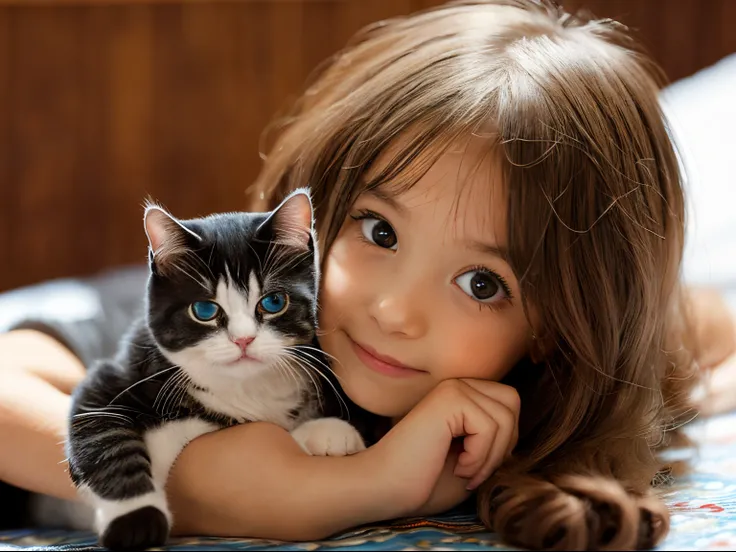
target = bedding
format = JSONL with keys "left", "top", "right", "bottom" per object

{"left": 1, "top": 410, "right": 735, "bottom": 551}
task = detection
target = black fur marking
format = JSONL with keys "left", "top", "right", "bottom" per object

{"left": 101, "top": 506, "right": 169, "bottom": 551}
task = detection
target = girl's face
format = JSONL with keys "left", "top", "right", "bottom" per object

{"left": 318, "top": 138, "right": 534, "bottom": 419}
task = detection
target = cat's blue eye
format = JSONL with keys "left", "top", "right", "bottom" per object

{"left": 258, "top": 292, "right": 289, "bottom": 316}
{"left": 190, "top": 301, "right": 220, "bottom": 322}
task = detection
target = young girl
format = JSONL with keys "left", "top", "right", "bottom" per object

{"left": 1, "top": 0, "right": 734, "bottom": 549}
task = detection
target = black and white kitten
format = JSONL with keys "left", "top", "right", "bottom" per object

{"left": 66, "top": 190, "right": 365, "bottom": 551}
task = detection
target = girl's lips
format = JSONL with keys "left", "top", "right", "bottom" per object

{"left": 349, "top": 337, "right": 425, "bottom": 378}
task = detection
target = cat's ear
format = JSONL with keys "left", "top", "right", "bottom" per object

{"left": 262, "top": 189, "right": 314, "bottom": 250}
{"left": 144, "top": 202, "right": 201, "bottom": 273}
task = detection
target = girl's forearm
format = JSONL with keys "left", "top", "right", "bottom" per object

{"left": 0, "top": 331, "right": 84, "bottom": 500}
{"left": 0, "top": 370, "right": 79, "bottom": 500}
{"left": 168, "top": 422, "right": 402, "bottom": 542}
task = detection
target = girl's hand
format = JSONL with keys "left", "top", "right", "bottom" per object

{"left": 372, "top": 378, "right": 520, "bottom": 513}
{"left": 408, "top": 442, "right": 473, "bottom": 517}
{"left": 686, "top": 287, "right": 736, "bottom": 416}
{"left": 688, "top": 287, "right": 735, "bottom": 370}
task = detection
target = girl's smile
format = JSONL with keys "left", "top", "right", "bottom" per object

{"left": 347, "top": 334, "right": 427, "bottom": 378}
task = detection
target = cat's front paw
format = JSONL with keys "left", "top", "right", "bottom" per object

{"left": 100, "top": 506, "right": 169, "bottom": 551}
{"left": 290, "top": 417, "right": 366, "bottom": 456}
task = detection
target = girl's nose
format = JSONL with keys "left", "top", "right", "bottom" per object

{"left": 369, "top": 293, "right": 427, "bottom": 339}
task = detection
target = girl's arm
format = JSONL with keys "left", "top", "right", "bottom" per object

{"left": 688, "top": 287, "right": 736, "bottom": 370}
{"left": 0, "top": 330, "right": 87, "bottom": 500}
{"left": 0, "top": 330, "right": 414, "bottom": 541}
{"left": 168, "top": 422, "right": 405, "bottom": 541}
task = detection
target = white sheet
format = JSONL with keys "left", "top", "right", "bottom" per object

{"left": 661, "top": 53, "right": 736, "bottom": 311}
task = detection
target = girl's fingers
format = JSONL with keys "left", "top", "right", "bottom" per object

{"left": 461, "top": 385, "right": 517, "bottom": 489}
{"left": 449, "top": 392, "right": 497, "bottom": 479}
{"left": 460, "top": 379, "right": 521, "bottom": 422}
{"left": 436, "top": 380, "right": 521, "bottom": 488}
{"left": 454, "top": 420, "right": 498, "bottom": 479}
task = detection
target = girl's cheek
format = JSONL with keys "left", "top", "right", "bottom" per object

{"left": 437, "top": 321, "right": 524, "bottom": 380}
{"left": 324, "top": 240, "right": 359, "bottom": 294}
{"left": 321, "top": 236, "right": 371, "bottom": 318}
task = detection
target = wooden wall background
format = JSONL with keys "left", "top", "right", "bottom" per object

{"left": 0, "top": 0, "right": 734, "bottom": 292}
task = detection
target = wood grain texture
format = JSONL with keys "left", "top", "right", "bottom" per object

{"left": 0, "top": 0, "right": 733, "bottom": 291}
{"left": 0, "top": 9, "right": 9, "bottom": 274}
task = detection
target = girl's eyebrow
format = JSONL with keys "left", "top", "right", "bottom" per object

{"left": 466, "top": 240, "right": 509, "bottom": 262}
{"left": 366, "top": 188, "right": 407, "bottom": 215}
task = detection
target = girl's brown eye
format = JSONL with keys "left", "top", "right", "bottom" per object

{"left": 455, "top": 269, "right": 507, "bottom": 302}
{"left": 360, "top": 217, "right": 398, "bottom": 250}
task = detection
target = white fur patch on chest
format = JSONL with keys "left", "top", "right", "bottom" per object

{"left": 144, "top": 418, "right": 219, "bottom": 485}
{"left": 191, "top": 369, "right": 307, "bottom": 430}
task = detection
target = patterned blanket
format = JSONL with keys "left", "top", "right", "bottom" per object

{"left": 2, "top": 412, "right": 735, "bottom": 551}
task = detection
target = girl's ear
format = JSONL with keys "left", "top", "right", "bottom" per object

{"left": 144, "top": 202, "right": 201, "bottom": 275}
{"left": 260, "top": 188, "right": 314, "bottom": 250}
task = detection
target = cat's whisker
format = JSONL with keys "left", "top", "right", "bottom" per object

{"left": 172, "top": 372, "right": 193, "bottom": 416}
{"left": 153, "top": 370, "right": 179, "bottom": 413}
{"left": 169, "top": 254, "right": 212, "bottom": 291}
{"left": 288, "top": 345, "right": 343, "bottom": 369}
{"left": 278, "top": 356, "right": 323, "bottom": 412}
{"left": 262, "top": 240, "right": 293, "bottom": 272}
{"left": 275, "top": 357, "right": 319, "bottom": 411}
{"left": 107, "top": 366, "right": 181, "bottom": 407}
{"left": 76, "top": 404, "right": 139, "bottom": 413}
{"left": 128, "top": 342, "right": 159, "bottom": 351}
{"left": 170, "top": 262, "right": 208, "bottom": 290}
{"left": 267, "top": 249, "right": 305, "bottom": 275}
{"left": 266, "top": 250, "right": 311, "bottom": 281}
{"left": 245, "top": 240, "right": 264, "bottom": 275}
{"left": 282, "top": 352, "right": 349, "bottom": 419}
{"left": 271, "top": 359, "right": 290, "bottom": 386}
{"left": 193, "top": 250, "right": 216, "bottom": 281}
{"left": 167, "top": 369, "right": 194, "bottom": 417}
{"left": 168, "top": 371, "right": 191, "bottom": 414}
{"left": 168, "top": 373, "right": 192, "bottom": 418}
{"left": 278, "top": 356, "right": 322, "bottom": 412}
{"left": 278, "top": 358, "right": 303, "bottom": 392}
{"left": 263, "top": 244, "right": 306, "bottom": 275}
{"left": 207, "top": 245, "right": 216, "bottom": 274}
{"left": 71, "top": 411, "right": 134, "bottom": 426}
{"left": 284, "top": 351, "right": 347, "bottom": 408}
{"left": 155, "top": 369, "right": 187, "bottom": 416}
{"left": 284, "top": 347, "right": 345, "bottom": 384}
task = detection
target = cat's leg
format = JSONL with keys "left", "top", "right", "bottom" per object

{"left": 70, "top": 415, "right": 218, "bottom": 551}
{"left": 68, "top": 412, "right": 170, "bottom": 551}
{"left": 290, "top": 417, "right": 366, "bottom": 456}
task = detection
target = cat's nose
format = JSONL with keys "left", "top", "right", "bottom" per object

{"left": 232, "top": 336, "right": 255, "bottom": 351}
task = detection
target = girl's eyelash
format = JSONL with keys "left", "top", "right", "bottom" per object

{"left": 465, "top": 265, "right": 514, "bottom": 312}
{"left": 349, "top": 208, "right": 394, "bottom": 249}
{"left": 349, "top": 208, "right": 385, "bottom": 222}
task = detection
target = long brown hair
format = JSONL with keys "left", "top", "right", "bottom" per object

{"left": 251, "top": 1, "right": 698, "bottom": 549}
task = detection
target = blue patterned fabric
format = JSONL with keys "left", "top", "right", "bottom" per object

{"left": 2, "top": 412, "right": 735, "bottom": 551}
